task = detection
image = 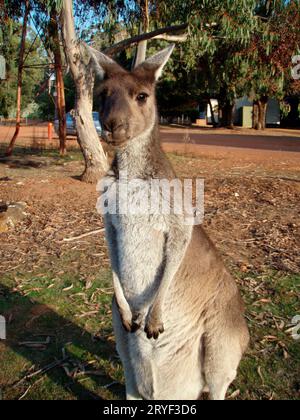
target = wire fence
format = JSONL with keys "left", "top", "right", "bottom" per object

{"left": 0, "top": 120, "right": 79, "bottom": 153}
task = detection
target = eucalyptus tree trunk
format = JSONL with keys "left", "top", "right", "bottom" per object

{"left": 55, "top": 57, "right": 67, "bottom": 155}
{"left": 60, "top": 0, "right": 108, "bottom": 183}
{"left": 253, "top": 96, "right": 268, "bottom": 130}
{"left": 208, "top": 99, "right": 217, "bottom": 127}
{"left": 49, "top": 8, "right": 67, "bottom": 156}
{"left": 258, "top": 96, "right": 268, "bottom": 130}
{"left": 253, "top": 101, "right": 259, "bottom": 129}
{"left": 287, "top": 97, "right": 300, "bottom": 126}
{"left": 220, "top": 101, "right": 234, "bottom": 129}
{"left": 6, "top": 0, "right": 30, "bottom": 156}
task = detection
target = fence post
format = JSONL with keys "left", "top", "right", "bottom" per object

{"left": 48, "top": 122, "right": 53, "bottom": 141}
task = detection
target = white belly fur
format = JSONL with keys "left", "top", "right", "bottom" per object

{"left": 114, "top": 217, "right": 165, "bottom": 310}
{"left": 126, "top": 319, "right": 206, "bottom": 400}
{"left": 103, "top": 179, "right": 206, "bottom": 399}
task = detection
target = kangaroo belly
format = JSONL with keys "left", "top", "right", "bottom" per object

{"left": 127, "top": 316, "right": 206, "bottom": 400}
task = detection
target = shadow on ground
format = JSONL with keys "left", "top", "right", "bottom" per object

{"left": 0, "top": 157, "right": 49, "bottom": 169}
{"left": 0, "top": 283, "right": 124, "bottom": 400}
{"left": 0, "top": 146, "right": 84, "bottom": 171}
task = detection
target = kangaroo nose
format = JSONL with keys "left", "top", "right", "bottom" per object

{"left": 104, "top": 119, "right": 122, "bottom": 133}
{"left": 103, "top": 121, "right": 113, "bottom": 133}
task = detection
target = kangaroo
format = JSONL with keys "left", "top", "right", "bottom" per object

{"left": 88, "top": 44, "right": 250, "bottom": 400}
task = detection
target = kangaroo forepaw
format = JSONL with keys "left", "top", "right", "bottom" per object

{"left": 131, "top": 312, "right": 142, "bottom": 333}
{"left": 121, "top": 312, "right": 142, "bottom": 333}
{"left": 144, "top": 319, "right": 165, "bottom": 340}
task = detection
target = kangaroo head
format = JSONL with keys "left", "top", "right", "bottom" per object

{"left": 87, "top": 44, "right": 175, "bottom": 147}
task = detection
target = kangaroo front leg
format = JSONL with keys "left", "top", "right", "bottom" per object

{"left": 113, "top": 273, "right": 141, "bottom": 333}
{"left": 105, "top": 219, "right": 142, "bottom": 333}
{"left": 144, "top": 222, "right": 192, "bottom": 339}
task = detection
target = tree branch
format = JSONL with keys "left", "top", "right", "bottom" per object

{"left": 152, "top": 33, "right": 188, "bottom": 42}
{"left": 103, "top": 23, "right": 188, "bottom": 56}
{"left": 60, "top": 0, "right": 81, "bottom": 79}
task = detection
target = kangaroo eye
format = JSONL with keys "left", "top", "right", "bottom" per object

{"left": 137, "top": 93, "right": 149, "bottom": 103}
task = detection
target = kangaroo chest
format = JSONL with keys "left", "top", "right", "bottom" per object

{"left": 100, "top": 173, "right": 169, "bottom": 310}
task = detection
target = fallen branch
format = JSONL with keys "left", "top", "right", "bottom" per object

{"left": 18, "top": 373, "right": 46, "bottom": 400}
{"left": 12, "top": 357, "right": 69, "bottom": 389}
{"left": 18, "top": 336, "right": 51, "bottom": 350}
{"left": 18, "top": 385, "right": 32, "bottom": 400}
{"left": 62, "top": 228, "right": 105, "bottom": 242}
{"left": 76, "top": 310, "right": 99, "bottom": 319}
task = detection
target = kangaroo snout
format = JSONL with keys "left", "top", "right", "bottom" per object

{"left": 102, "top": 119, "right": 128, "bottom": 145}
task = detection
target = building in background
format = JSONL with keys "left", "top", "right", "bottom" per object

{"left": 206, "top": 97, "right": 281, "bottom": 127}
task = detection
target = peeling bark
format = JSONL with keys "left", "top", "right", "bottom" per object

{"left": 253, "top": 96, "right": 268, "bottom": 130}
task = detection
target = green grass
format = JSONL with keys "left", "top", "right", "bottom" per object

{"left": 0, "top": 260, "right": 299, "bottom": 400}
{"left": 0, "top": 261, "right": 124, "bottom": 400}
{"left": 233, "top": 272, "right": 300, "bottom": 400}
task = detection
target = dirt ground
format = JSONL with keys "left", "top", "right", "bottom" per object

{"left": 0, "top": 130, "right": 299, "bottom": 400}
{"left": 0, "top": 139, "right": 299, "bottom": 275}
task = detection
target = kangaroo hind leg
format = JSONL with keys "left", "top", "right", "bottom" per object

{"left": 203, "top": 332, "right": 243, "bottom": 401}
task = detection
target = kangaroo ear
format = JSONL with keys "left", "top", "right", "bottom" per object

{"left": 85, "top": 45, "right": 124, "bottom": 80}
{"left": 137, "top": 44, "right": 175, "bottom": 81}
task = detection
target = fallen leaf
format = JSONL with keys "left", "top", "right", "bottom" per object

{"left": 228, "top": 389, "right": 240, "bottom": 399}
{"left": 63, "top": 284, "right": 74, "bottom": 292}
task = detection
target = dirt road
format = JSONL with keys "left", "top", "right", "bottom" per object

{"left": 1, "top": 122, "right": 300, "bottom": 167}
{"left": 161, "top": 125, "right": 300, "bottom": 151}
{"left": 160, "top": 126, "right": 300, "bottom": 171}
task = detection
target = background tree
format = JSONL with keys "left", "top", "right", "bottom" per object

{"left": 48, "top": 5, "right": 67, "bottom": 155}
{"left": 244, "top": 0, "right": 300, "bottom": 129}
{"left": 272, "top": 0, "right": 300, "bottom": 127}
{"left": 155, "top": 0, "right": 258, "bottom": 127}
{"left": 2, "top": 0, "right": 300, "bottom": 178}
{"left": 59, "top": 0, "right": 189, "bottom": 182}
{"left": 59, "top": 0, "right": 110, "bottom": 182}
{"left": 2, "top": 0, "right": 67, "bottom": 154}
{"left": 5, "top": 0, "right": 31, "bottom": 156}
